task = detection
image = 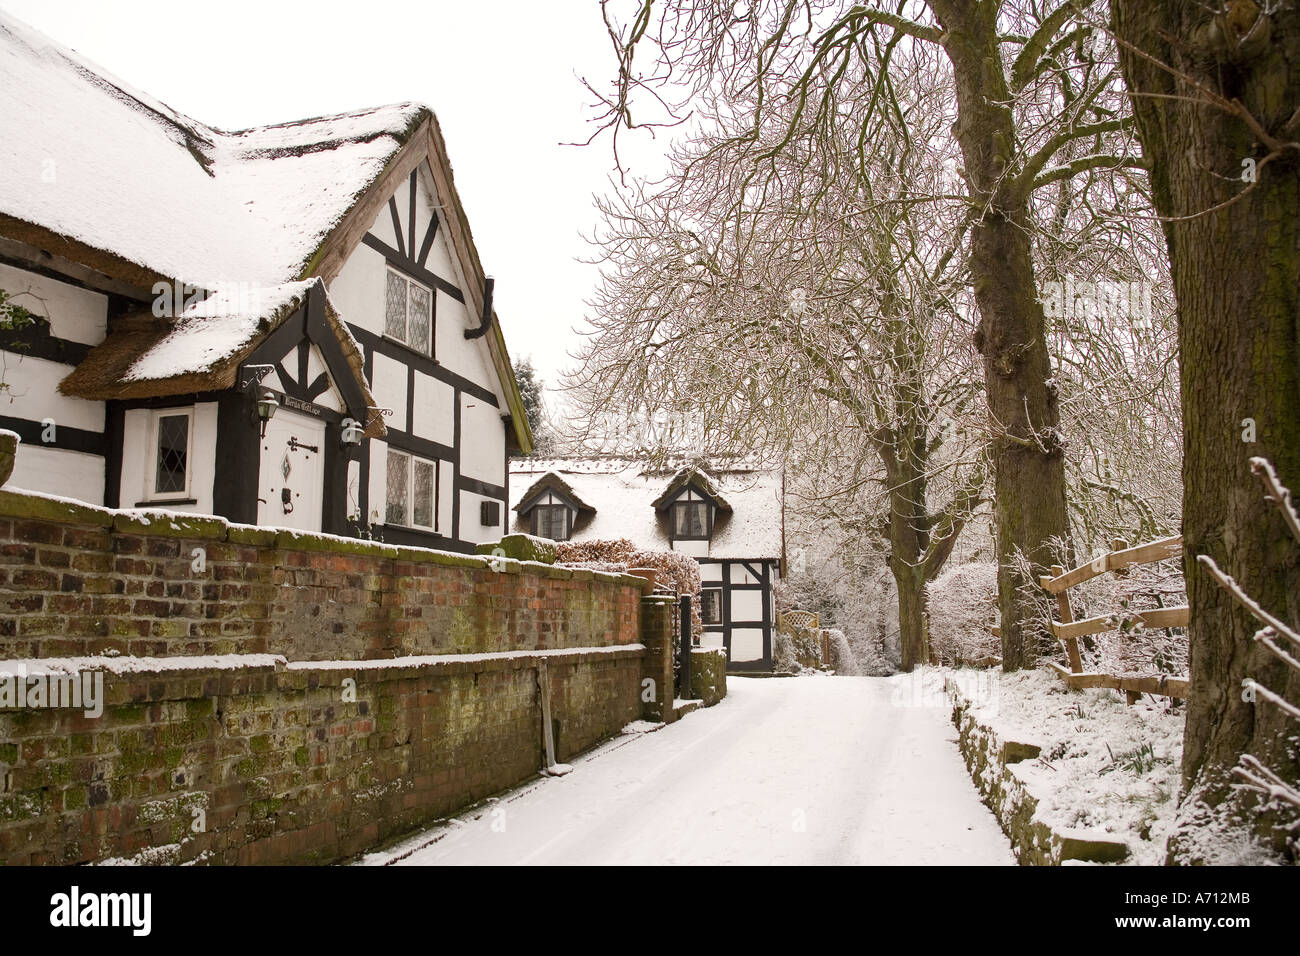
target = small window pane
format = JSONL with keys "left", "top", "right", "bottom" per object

{"left": 386, "top": 450, "right": 409, "bottom": 525}
{"left": 385, "top": 272, "right": 407, "bottom": 341}
{"left": 412, "top": 459, "right": 435, "bottom": 528}
{"left": 408, "top": 285, "right": 431, "bottom": 354}
{"left": 535, "top": 505, "right": 567, "bottom": 540}
{"left": 674, "top": 501, "right": 708, "bottom": 538}
{"left": 155, "top": 414, "right": 189, "bottom": 494}
{"left": 700, "top": 589, "right": 722, "bottom": 626}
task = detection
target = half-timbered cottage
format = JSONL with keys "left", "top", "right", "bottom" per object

{"left": 510, "top": 458, "right": 785, "bottom": 671}
{"left": 0, "top": 12, "right": 531, "bottom": 551}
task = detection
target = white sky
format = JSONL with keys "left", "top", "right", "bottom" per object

{"left": 1, "top": 0, "right": 669, "bottom": 393}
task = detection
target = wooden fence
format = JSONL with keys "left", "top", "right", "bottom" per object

{"left": 995, "top": 535, "right": 1190, "bottom": 703}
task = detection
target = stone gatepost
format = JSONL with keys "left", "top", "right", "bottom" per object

{"left": 640, "top": 594, "right": 677, "bottom": 723}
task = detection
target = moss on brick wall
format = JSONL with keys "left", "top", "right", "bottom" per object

{"left": 689, "top": 647, "right": 727, "bottom": 706}
{"left": 0, "top": 649, "right": 644, "bottom": 865}
{"left": 0, "top": 489, "right": 666, "bottom": 864}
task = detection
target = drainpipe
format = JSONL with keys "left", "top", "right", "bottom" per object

{"left": 464, "top": 276, "right": 494, "bottom": 339}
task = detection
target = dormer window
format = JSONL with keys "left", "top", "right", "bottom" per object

{"left": 651, "top": 468, "right": 732, "bottom": 548}
{"left": 514, "top": 471, "right": 595, "bottom": 542}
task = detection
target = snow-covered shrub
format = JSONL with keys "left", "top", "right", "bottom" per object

{"left": 925, "top": 561, "right": 999, "bottom": 665}
{"left": 824, "top": 628, "right": 859, "bottom": 675}
{"left": 771, "top": 619, "right": 826, "bottom": 674}
{"left": 776, "top": 547, "right": 899, "bottom": 675}
{"left": 773, "top": 630, "right": 799, "bottom": 672}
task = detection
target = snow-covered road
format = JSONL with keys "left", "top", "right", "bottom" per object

{"left": 365, "top": 674, "right": 1015, "bottom": 866}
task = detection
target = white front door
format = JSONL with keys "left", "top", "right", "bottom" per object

{"left": 257, "top": 409, "right": 326, "bottom": 533}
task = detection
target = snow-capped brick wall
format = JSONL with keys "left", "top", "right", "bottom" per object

{"left": 0, "top": 488, "right": 689, "bottom": 864}
{"left": 0, "top": 648, "right": 645, "bottom": 865}
{"left": 0, "top": 491, "right": 643, "bottom": 661}
{"left": 689, "top": 647, "right": 727, "bottom": 707}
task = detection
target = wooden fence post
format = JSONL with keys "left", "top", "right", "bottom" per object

{"left": 1052, "top": 563, "right": 1084, "bottom": 674}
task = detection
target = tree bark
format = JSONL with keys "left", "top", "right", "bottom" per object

{"left": 929, "top": 0, "right": 1073, "bottom": 670}
{"left": 884, "top": 445, "right": 931, "bottom": 671}
{"left": 1111, "top": 0, "right": 1300, "bottom": 861}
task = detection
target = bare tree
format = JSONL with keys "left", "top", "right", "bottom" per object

{"left": 582, "top": 0, "right": 1146, "bottom": 670}
{"left": 570, "top": 46, "right": 989, "bottom": 670}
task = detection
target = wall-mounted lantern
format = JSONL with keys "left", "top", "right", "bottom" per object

{"left": 239, "top": 365, "right": 279, "bottom": 439}
{"left": 253, "top": 387, "right": 278, "bottom": 438}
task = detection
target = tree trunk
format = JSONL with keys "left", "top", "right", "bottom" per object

{"left": 930, "top": 0, "right": 1073, "bottom": 670}
{"left": 884, "top": 446, "right": 931, "bottom": 671}
{"left": 894, "top": 560, "right": 929, "bottom": 671}
{"left": 1111, "top": 0, "right": 1300, "bottom": 862}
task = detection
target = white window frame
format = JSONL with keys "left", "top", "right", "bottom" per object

{"left": 384, "top": 268, "right": 434, "bottom": 356}
{"left": 385, "top": 448, "right": 438, "bottom": 532}
{"left": 147, "top": 407, "right": 194, "bottom": 502}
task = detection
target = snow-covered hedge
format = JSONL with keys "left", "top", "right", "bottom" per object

{"left": 926, "top": 561, "right": 999, "bottom": 665}
{"left": 824, "top": 627, "right": 859, "bottom": 675}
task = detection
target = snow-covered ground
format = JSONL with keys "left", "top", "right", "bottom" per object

{"left": 359, "top": 674, "right": 1014, "bottom": 866}
{"left": 959, "top": 667, "right": 1185, "bottom": 864}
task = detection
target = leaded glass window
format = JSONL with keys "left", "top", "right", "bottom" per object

{"left": 412, "top": 459, "right": 435, "bottom": 528}
{"left": 385, "top": 270, "right": 407, "bottom": 340}
{"left": 384, "top": 269, "right": 433, "bottom": 355}
{"left": 154, "top": 412, "right": 190, "bottom": 496}
{"left": 386, "top": 450, "right": 437, "bottom": 530}
{"left": 408, "top": 285, "right": 431, "bottom": 354}
{"left": 386, "top": 450, "right": 409, "bottom": 525}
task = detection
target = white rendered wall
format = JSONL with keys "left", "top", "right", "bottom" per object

{"left": 730, "top": 589, "right": 764, "bottom": 622}
{"left": 459, "top": 393, "right": 504, "bottom": 485}
{"left": 7, "top": 444, "right": 104, "bottom": 504}
{"left": 0, "top": 352, "right": 104, "bottom": 433}
{"left": 0, "top": 262, "right": 106, "bottom": 345}
{"left": 730, "top": 628, "right": 765, "bottom": 662}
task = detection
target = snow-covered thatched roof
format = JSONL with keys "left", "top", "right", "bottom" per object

{"left": 0, "top": 11, "right": 424, "bottom": 289}
{"left": 58, "top": 278, "right": 383, "bottom": 436}
{"left": 0, "top": 11, "right": 534, "bottom": 452}
{"left": 509, "top": 457, "right": 784, "bottom": 560}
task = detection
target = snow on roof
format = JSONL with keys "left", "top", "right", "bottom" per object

{"left": 58, "top": 279, "right": 381, "bottom": 435}
{"left": 124, "top": 280, "right": 316, "bottom": 382}
{"left": 0, "top": 12, "right": 425, "bottom": 287}
{"left": 509, "top": 457, "right": 784, "bottom": 560}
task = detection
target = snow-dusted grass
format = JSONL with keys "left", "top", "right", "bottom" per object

{"left": 961, "top": 666, "right": 1184, "bottom": 864}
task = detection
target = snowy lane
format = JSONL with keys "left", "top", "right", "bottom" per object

{"left": 370, "top": 675, "right": 1015, "bottom": 866}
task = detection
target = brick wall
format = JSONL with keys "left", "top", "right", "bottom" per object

{"left": 0, "top": 490, "right": 642, "bottom": 661}
{"left": 0, "top": 488, "right": 684, "bottom": 865}
{"left": 0, "top": 649, "right": 644, "bottom": 865}
{"left": 640, "top": 595, "right": 676, "bottom": 722}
